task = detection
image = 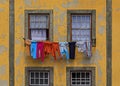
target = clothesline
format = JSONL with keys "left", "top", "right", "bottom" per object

{"left": 23, "top": 38, "right": 92, "bottom": 47}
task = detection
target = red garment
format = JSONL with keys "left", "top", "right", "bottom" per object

{"left": 44, "top": 41, "right": 52, "bottom": 56}
{"left": 51, "top": 42, "right": 61, "bottom": 60}
{"left": 36, "top": 42, "right": 44, "bottom": 62}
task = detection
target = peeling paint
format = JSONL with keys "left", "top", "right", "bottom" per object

{"left": 0, "top": 45, "right": 7, "bottom": 54}
{"left": 0, "top": 8, "right": 4, "bottom": 12}
{"left": 62, "top": 0, "right": 78, "bottom": 8}
{"left": 0, "top": 0, "right": 7, "bottom": 4}
{"left": 16, "top": 52, "right": 24, "bottom": 65}
{"left": 24, "top": 0, "right": 32, "bottom": 6}
{"left": 0, "top": 34, "right": 6, "bottom": 39}
{"left": 0, "top": 80, "right": 8, "bottom": 86}
{"left": 0, "top": 65, "right": 6, "bottom": 75}
{"left": 98, "top": 26, "right": 104, "bottom": 34}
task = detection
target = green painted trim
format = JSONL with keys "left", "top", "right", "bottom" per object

{"left": 106, "top": 0, "right": 112, "bottom": 86}
{"left": 67, "top": 10, "right": 96, "bottom": 47}
{"left": 25, "top": 10, "right": 53, "bottom": 41}
{"left": 66, "top": 67, "right": 95, "bottom": 86}
{"left": 25, "top": 67, "right": 54, "bottom": 86}
{"left": 9, "top": 0, "right": 14, "bottom": 86}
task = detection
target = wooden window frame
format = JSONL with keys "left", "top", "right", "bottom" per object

{"left": 70, "top": 13, "right": 92, "bottom": 42}
{"left": 67, "top": 10, "right": 96, "bottom": 47}
{"left": 28, "top": 13, "right": 50, "bottom": 40}
{"left": 25, "top": 10, "right": 53, "bottom": 41}
{"left": 25, "top": 67, "right": 53, "bottom": 86}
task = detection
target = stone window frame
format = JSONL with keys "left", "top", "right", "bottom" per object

{"left": 67, "top": 10, "right": 96, "bottom": 47}
{"left": 25, "top": 10, "right": 53, "bottom": 41}
{"left": 66, "top": 67, "right": 95, "bottom": 86}
{"left": 25, "top": 67, "right": 54, "bottom": 86}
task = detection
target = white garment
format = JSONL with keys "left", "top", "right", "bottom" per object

{"left": 76, "top": 41, "right": 86, "bottom": 52}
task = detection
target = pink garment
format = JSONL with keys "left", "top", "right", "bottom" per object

{"left": 36, "top": 42, "right": 45, "bottom": 62}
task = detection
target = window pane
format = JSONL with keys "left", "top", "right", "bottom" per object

{"left": 31, "top": 79, "right": 34, "bottom": 84}
{"left": 40, "top": 79, "right": 43, "bottom": 84}
{"left": 45, "top": 73, "right": 48, "bottom": 78}
{"left": 45, "top": 79, "right": 48, "bottom": 84}
{"left": 35, "top": 79, "right": 39, "bottom": 84}
{"left": 35, "top": 72, "right": 39, "bottom": 78}
{"left": 40, "top": 73, "right": 43, "bottom": 78}
{"left": 30, "top": 72, "right": 34, "bottom": 78}
{"left": 72, "top": 73, "right": 76, "bottom": 78}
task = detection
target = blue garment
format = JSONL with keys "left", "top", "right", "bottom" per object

{"left": 30, "top": 42, "right": 37, "bottom": 59}
{"left": 59, "top": 42, "right": 69, "bottom": 59}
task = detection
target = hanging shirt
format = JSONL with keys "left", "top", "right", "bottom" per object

{"left": 86, "top": 41, "right": 92, "bottom": 57}
{"left": 76, "top": 41, "right": 86, "bottom": 52}
{"left": 68, "top": 42, "right": 76, "bottom": 59}
{"left": 59, "top": 42, "right": 69, "bottom": 60}
{"left": 36, "top": 42, "right": 45, "bottom": 62}
{"left": 30, "top": 41, "right": 37, "bottom": 59}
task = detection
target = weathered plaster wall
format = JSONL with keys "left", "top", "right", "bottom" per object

{"left": 0, "top": 0, "right": 9, "bottom": 86}
{"left": 112, "top": 0, "right": 120, "bottom": 85}
{"left": 14, "top": 0, "right": 106, "bottom": 86}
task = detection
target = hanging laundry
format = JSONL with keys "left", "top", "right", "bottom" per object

{"left": 76, "top": 41, "right": 86, "bottom": 52}
{"left": 86, "top": 41, "right": 92, "bottom": 57}
{"left": 59, "top": 42, "right": 69, "bottom": 60}
{"left": 44, "top": 41, "right": 52, "bottom": 56}
{"left": 69, "top": 42, "right": 76, "bottom": 59}
{"left": 30, "top": 41, "right": 37, "bottom": 59}
{"left": 51, "top": 42, "right": 61, "bottom": 60}
{"left": 36, "top": 42, "right": 45, "bottom": 62}
{"left": 25, "top": 39, "right": 31, "bottom": 56}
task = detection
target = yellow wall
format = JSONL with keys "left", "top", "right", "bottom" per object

{"left": 0, "top": 0, "right": 9, "bottom": 86}
{"left": 14, "top": 0, "right": 106, "bottom": 86}
{"left": 113, "top": 0, "right": 120, "bottom": 86}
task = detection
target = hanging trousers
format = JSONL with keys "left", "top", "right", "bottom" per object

{"left": 69, "top": 42, "right": 76, "bottom": 59}
{"left": 30, "top": 42, "right": 37, "bottom": 59}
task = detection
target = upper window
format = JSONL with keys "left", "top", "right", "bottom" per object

{"left": 67, "top": 10, "right": 96, "bottom": 46}
{"left": 29, "top": 14, "right": 49, "bottom": 41}
{"left": 71, "top": 14, "right": 91, "bottom": 42}
{"left": 25, "top": 10, "right": 53, "bottom": 41}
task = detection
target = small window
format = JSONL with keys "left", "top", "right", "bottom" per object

{"left": 29, "top": 14, "right": 49, "bottom": 41}
{"left": 71, "top": 15, "right": 91, "bottom": 42}
{"left": 29, "top": 71, "right": 49, "bottom": 86}
{"left": 25, "top": 67, "right": 53, "bottom": 86}
{"left": 71, "top": 71, "right": 91, "bottom": 86}
{"left": 66, "top": 67, "right": 95, "bottom": 86}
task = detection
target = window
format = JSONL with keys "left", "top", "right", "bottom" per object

{"left": 71, "top": 71, "right": 91, "bottom": 86}
{"left": 67, "top": 10, "right": 96, "bottom": 46}
{"left": 25, "top": 67, "right": 53, "bottom": 86}
{"left": 25, "top": 10, "right": 53, "bottom": 41}
{"left": 67, "top": 67, "right": 95, "bottom": 86}
{"left": 29, "top": 14, "right": 49, "bottom": 41}
{"left": 71, "top": 15, "right": 91, "bottom": 42}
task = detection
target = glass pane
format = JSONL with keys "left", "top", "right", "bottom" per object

{"left": 30, "top": 15, "right": 35, "bottom": 22}
{"left": 30, "top": 72, "right": 34, "bottom": 78}
{"left": 72, "top": 73, "right": 76, "bottom": 78}
{"left": 45, "top": 73, "right": 48, "bottom": 78}
{"left": 45, "top": 79, "right": 48, "bottom": 84}
{"left": 81, "top": 73, "right": 85, "bottom": 78}
{"left": 35, "top": 79, "right": 39, "bottom": 84}
{"left": 31, "top": 79, "right": 34, "bottom": 84}
{"left": 35, "top": 72, "right": 39, "bottom": 78}
{"left": 30, "top": 22, "right": 35, "bottom": 28}
{"left": 77, "top": 73, "right": 80, "bottom": 78}
{"left": 86, "top": 73, "right": 90, "bottom": 78}
{"left": 40, "top": 73, "right": 43, "bottom": 78}
{"left": 72, "top": 16, "right": 76, "bottom": 23}
{"left": 40, "top": 79, "right": 43, "bottom": 84}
